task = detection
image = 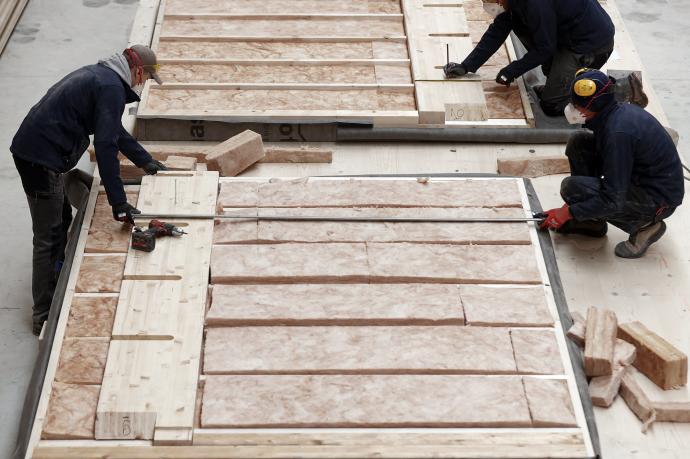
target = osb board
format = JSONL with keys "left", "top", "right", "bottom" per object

{"left": 141, "top": 87, "right": 416, "bottom": 115}
{"left": 159, "top": 62, "right": 412, "bottom": 85}
{"left": 160, "top": 17, "right": 405, "bottom": 38}
{"left": 164, "top": 0, "right": 402, "bottom": 14}
{"left": 206, "top": 284, "right": 465, "bottom": 326}
{"left": 156, "top": 40, "right": 409, "bottom": 60}
{"left": 216, "top": 178, "right": 524, "bottom": 208}
{"left": 203, "top": 326, "right": 518, "bottom": 374}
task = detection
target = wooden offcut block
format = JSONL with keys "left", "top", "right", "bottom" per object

{"left": 584, "top": 307, "right": 617, "bottom": 377}
{"left": 261, "top": 146, "right": 332, "bottom": 163}
{"left": 618, "top": 321, "right": 688, "bottom": 390}
{"left": 204, "top": 130, "right": 265, "bottom": 176}
{"left": 566, "top": 311, "right": 586, "bottom": 347}
{"left": 497, "top": 155, "right": 570, "bottom": 178}
{"left": 589, "top": 339, "right": 637, "bottom": 407}
{"left": 619, "top": 369, "right": 657, "bottom": 432}
{"left": 653, "top": 401, "right": 690, "bottom": 423}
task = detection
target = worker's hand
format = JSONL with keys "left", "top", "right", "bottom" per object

{"left": 443, "top": 62, "right": 467, "bottom": 79}
{"left": 495, "top": 68, "right": 514, "bottom": 87}
{"left": 112, "top": 202, "right": 141, "bottom": 225}
{"left": 538, "top": 204, "right": 573, "bottom": 231}
{"left": 142, "top": 159, "right": 167, "bottom": 175}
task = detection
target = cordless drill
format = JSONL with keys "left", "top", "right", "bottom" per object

{"left": 131, "top": 220, "right": 187, "bottom": 252}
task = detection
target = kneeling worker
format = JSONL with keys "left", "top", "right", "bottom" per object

{"left": 10, "top": 45, "right": 166, "bottom": 334}
{"left": 444, "top": 0, "right": 646, "bottom": 115}
{"left": 539, "top": 69, "right": 684, "bottom": 259}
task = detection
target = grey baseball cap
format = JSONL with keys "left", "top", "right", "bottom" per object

{"left": 130, "top": 44, "right": 162, "bottom": 84}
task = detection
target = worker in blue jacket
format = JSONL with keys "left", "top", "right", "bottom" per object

{"left": 539, "top": 69, "right": 685, "bottom": 259}
{"left": 444, "top": 0, "right": 647, "bottom": 115}
{"left": 10, "top": 45, "right": 166, "bottom": 334}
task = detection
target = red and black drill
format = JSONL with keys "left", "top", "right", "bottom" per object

{"left": 131, "top": 220, "right": 187, "bottom": 252}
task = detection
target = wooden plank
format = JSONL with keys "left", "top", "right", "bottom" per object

{"left": 0, "top": 0, "right": 30, "bottom": 57}
{"left": 55, "top": 338, "right": 110, "bottom": 385}
{"left": 206, "top": 284, "right": 465, "bottom": 326}
{"left": 217, "top": 178, "right": 524, "bottom": 208}
{"left": 460, "top": 286, "right": 553, "bottom": 327}
{"left": 408, "top": 36, "right": 472, "bottom": 81}
{"left": 497, "top": 155, "right": 570, "bottom": 178}
{"left": 136, "top": 171, "right": 219, "bottom": 217}
{"left": 510, "top": 329, "right": 564, "bottom": 375}
{"left": 618, "top": 321, "right": 688, "bottom": 390}
{"left": 41, "top": 383, "right": 100, "bottom": 440}
{"left": 34, "top": 429, "right": 590, "bottom": 458}
{"left": 261, "top": 146, "right": 333, "bottom": 163}
{"left": 416, "top": 81, "right": 488, "bottom": 124}
{"left": 111, "top": 280, "right": 183, "bottom": 340}
{"left": 202, "top": 375, "right": 532, "bottom": 428}
{"left": 160, "top": 16, "right": 405, "bottom": 38}
{"left": 522, "top": 378, "right": 577, "bottom": 427}
{"left": 120, "top": 156, "right": 197, "bottom": 179}
{"left": 65, "top": 296, "right": 118, "bottom": 338}
{"left": 211, "top": 243, "right": 542, "bottom": 284}
{"left": 164, "top": 0, "right": 403, "bottom": 14}
{"left": 203, "top": 326, "right": 517, "bottom": 375}
{"left": 583, "top": 307, "right": 617, "bottom": 377}
{"left": 75, "top": 255, "right": 126, "bottom": 293}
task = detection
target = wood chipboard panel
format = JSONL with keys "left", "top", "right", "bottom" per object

{"left": 203, "top": 326, "right": 517, "bottom": 374}
{"left": 206, "top": 283, "right": 465, "bottom": 326}
{"left": 202, "top": 375, "right": 533, "bottom": 428}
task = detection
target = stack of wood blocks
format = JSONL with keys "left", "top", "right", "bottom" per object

{"left": 567, "top": 307, "right": 689, "bottom": 432}
{"left": 32, "top": 176, "right": 596, "bottom": 458}
{"left": 135, "top": 0, "right": 533, "bottom": 127}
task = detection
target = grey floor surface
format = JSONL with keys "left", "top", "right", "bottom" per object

{"left": 0, "top": 0, "right": 688, "bottom": 457}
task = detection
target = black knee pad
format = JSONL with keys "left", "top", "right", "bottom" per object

{"left": 539, "top": 100, "right": 565, "bottom": 117}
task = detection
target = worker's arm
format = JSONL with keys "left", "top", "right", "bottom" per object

{"left": 92, "top": 85, "right": 133, "bottom": 206}
{"left": 117, "top": 126, "right": 153, "bottom": 167}
{"left": 461, "top": 12, "right": 513, "bottom": 73}
{"left": 569, "top": 131, "right": 635, "bottom": 220}
{"left": 499, "top": 0, "right": 557, "bottom": 80}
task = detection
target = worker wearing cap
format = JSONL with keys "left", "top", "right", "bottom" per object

{"left": 443, "top": 1, "right": 646, "bottom": 116}
{"left": 10, "top": 45, "right": 166, "bottom": 334}
{"left": 539, "top": 69, "right": 684, "bottom": 258}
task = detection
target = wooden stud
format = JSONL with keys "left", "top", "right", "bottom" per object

{"left": 583, "top": 307, "right": 617, "bottom": 377}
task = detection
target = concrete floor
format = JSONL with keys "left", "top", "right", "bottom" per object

{"left": 0, "top": 0, "right": 688, "bottom": 457}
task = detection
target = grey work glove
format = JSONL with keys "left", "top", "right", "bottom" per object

{"left": 142, "top": 159, "right": 167, "bottom": 175}
{"left": 112, "top": 202, "right": 141, "bottom": 225}
{"left": 443, "top": 62, "right": 468, "bottom": 79}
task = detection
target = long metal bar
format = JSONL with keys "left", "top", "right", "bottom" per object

{"left": 138, "top": 213, "right": 541, "bottom": 223}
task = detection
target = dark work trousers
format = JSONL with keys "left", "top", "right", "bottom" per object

{"left": 14, "top": 156, "right": 73, "bottom": 323}
{"left": 561, "top": 132, "right": 676, "bottom": 234}
{"left": 514, "top": 31, "right": 614, "bottom": 116}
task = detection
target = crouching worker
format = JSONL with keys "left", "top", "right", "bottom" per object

{"left": 539, "top": 69, "right": 684, "bottom": 259}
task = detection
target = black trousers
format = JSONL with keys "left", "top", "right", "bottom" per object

{"left": 561, "top": 132, "right": 676, "bottom": 234}
{"left": 13, "top": 156, "right": 92, "bottom": 323}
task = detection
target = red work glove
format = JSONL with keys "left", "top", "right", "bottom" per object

{"left": 538, "top": 204, "right": 573, "bottom": 230}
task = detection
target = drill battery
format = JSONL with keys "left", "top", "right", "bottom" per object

{"left": 131, "top": 220, "right": 187, "bottom": 252}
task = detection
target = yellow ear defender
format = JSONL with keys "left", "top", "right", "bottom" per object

{"left": 574, "top": 79, "right": 597, "bottom": 97}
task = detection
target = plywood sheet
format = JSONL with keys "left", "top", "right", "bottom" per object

{"left": 210, "top": 243, "right": 369, "bottom": 283}
{"left": 416, "top": 81, "right": 488, "bottom": 124}
{"left": 157, "top": 40, "right": 409, "bottom": 60}
{"left": 206, "top": 284, "right": 464, "bottom": 326}
{"left": 75, "top": 255, "right": 126, "bottom": 293}
{"left": 366, "top": 243, "right": 541, "bottom": 284}
{"left": 143, "top": 88, "right": 416, "bottom": 114}
{"left": 136, "top": 171, "right": 219, "bottom": 217}
{"left": 408, "top": 36, "right": 473, "bottom": 81}
{"left": 510, "top": 329, "right": 564, "bottom": 375}
{"left": 204, "top": 326, "right": 516, "bottom": 374}
{"left": 460, "top": 286, "right": 553, "bottom": 327}
{"left": 111, "top": 280, "right": 184, "bottom": 340}
{"left": 202, "top": 375, "right": 532, "bottom": 427}
{"left": 65, "top": 296, "right": 117, "bottom": 338}
{"left": 165, "top": 0, "right": 402, "bottom": 14}
{"left": 42, "top": 383, "right": 100, "bottom": 440}
{"left": 160, "top": 63, "right": 412, "bottom": 85}
{"left": 161, "top": 17, "right": 405, "bottom": 38}
{"left": 523, "top": 377, "right": 577, "bottom": 427}
{"left": 55, "top": 338, "right": 110, "bottom": 385}
{"left": 217, "top": 178, "right": 523, "bottom": 208}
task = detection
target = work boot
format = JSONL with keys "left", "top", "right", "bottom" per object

{"left": 532, "top": 84, "right": 545, "bottom": 99}
{"left": 556, "top": 219, "right": 608, "bottom": 238}
{"left": 614, "top": 221, "right": 666, "bottom": 259}
{"left": 32, "top": 319, "right": 45, "bottom": 337}
{"left": 611, "top": 71, "right": 648, "bottom": 108}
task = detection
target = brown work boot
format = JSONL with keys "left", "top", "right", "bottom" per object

{"left": 614, "top": 221, "right": 666, "bottom": 259}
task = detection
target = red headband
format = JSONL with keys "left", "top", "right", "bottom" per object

{"left": 584, "top": 78, "right": 613, "bottom": 111}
